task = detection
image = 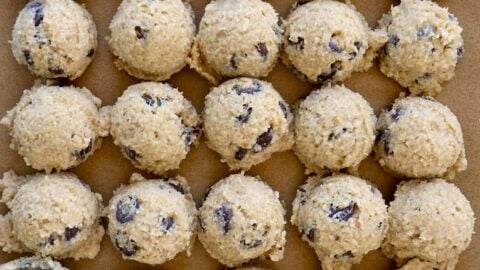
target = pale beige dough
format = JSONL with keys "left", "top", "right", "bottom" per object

{"left": 188, "top": 0, "right": 283, "bottom": 84}
{"left": 198, "top": 174, "right": 286, "bottom": 267}
{"left": 105, "top": 173, "right": 197, "bottom": 265}
{"left": 282, "top": 0, "right": 386, "bottom": 85}
{"left": 0, "top": 171, "right": 105, "bottom": 260}
{"left": 383, "top": 179, "right": 475, "bottom": 270}
{"left": 107, "top": 82, "right": 201, "bottom": 175}
{"left": 374, "top": 96, "right": 466, "bottom": 180}
{"left": 108, "top": 0, "right": 195, "bottom": 81}
{"left": 0, "top": 256, "right": 68, "bottom": 270}
{"left": 379, "top": 0, "right": 464, "bottom": 96}
{"left": 0, "top": 84, "right": 110, "bottom": 173}
{"left": 294, "top": 85, "right": 376, "bottom": 175}
{"left": 11, "top": 0, "right": 97, "bottom": 79}
{"left": 203, "top": 78, "right": 294, "bottom": 170}
{"left": 291, "top": 174, "right": 388, "bottom": 270}
{"left": 398, "top": 258, "right": 436, "bottom": 270}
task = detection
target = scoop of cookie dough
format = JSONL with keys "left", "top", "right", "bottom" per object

{"left": 383, "top": 179, "right": 474, "bottom": 270}
{"left": 0, "top": 84, "right": 110, "bottom": 172}
{"left": 0, "top": 256, "right": 68, "bottom": 270}
{"left": 294, "top": 85, "right": 376, "bottom": 175}
{"left": 11, "top": 0, "right": 97, "bottom": 79}
{"left": 203, "top": 78, "right": 294, "bottom": 170}
{"left": 374, "top": 96, "right": 466, "bottom": 180}
{"left": 198, "top": 174, "right": 286, "bottom": 267}
{"left": 106, "top": 173, "right": 197, "bottom": 265}
{"left": 379, "top": 0, "right": 464, "bottom": 96}
{"left": 108, "top": 0, "right": 195, "bottom": 81}
{"left": 108, "top": 82, "right": 201, "bottom": 175}
{"left": 188, "top": 0, "right": 283, "bottom": 84}
{"left": 291, "top": 174, "right": 388, "bottom": 270}
{"left": 0, "top": 170, "right": 105, "bottom": 260}
{"left": 282, "top": 0, "right": 386, "bottom": 85}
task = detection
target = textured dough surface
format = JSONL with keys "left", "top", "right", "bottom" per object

{"left": 374, "top": 96, "right": 466, "bottom": 180}
{"left": 188, "top": 0, "right": 283, "bottom": 84}
{"left": 0, "top": 84, "right": 110, "bottom": 172}
{"left": 108, "top": 0, "right": 195, "bottom": 81}
{"left": 0, "top": 256, "right": 68, "bottom": 270}
{"left": 282, "top": 0, "right": 386, "bottom": 84}
{"left": 198, "top": 174, "right": 286, "bottom": 267}
{"left": 203, "top": 78, "right": 293, "bottom": 170}
{"left": 291, "top": 174, "right": 388, "bottom": 270}
{"left": 108, "top": 82, "right": 201, "bottom": 175}
{"left": 398, "top": 258, "right": 436, "bottom": 270}
{"left": 106, "top": 173, "right": 197, "bottom": 265}
{"left": 379, "top": 0, "right": 464, "bottom": 96}
{"left": 383, "top": 179, "right": 475, "bottom": 270}
{"left": 294, "top": 85, "right": 376, "bottom": 175}
{"left": 11, "top": 0, "right": 97, "bottom": 79}
{"left": 0, "top": 171, "right": 105, "bottom": 260}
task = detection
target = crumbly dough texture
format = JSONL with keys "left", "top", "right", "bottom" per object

{"left": 383, "top": 179, "right": 475, "bottom": 270}
{"left": 294, "top": 85, "right": 376, "bottom": 175}
{"left": 398, "top": 258, "right": 437, "bottom": 270}
{"left": 374, "top": 96, "right": 466, "bottom": 180}
{"left": 188, "top": 0, "right": 283, "bottom": 84}
{"left": 108, "top": 82, "right": 201, "bottom": 175}
{"left": 0, "top": 84, "right": 110, "bottom": 172}
{"left": 282, "top": 0, "right": 386, "bottom": 85}
{"left": 291, "top": 174, "right": 388, "bottom": 270}
{"left": 203, "top": 78, "right": 294, "bottom": 170}
{"left": 106, "top": 173, "right": 197, "bottom": 265}
{"left": 0, "top": 171, "right": 105, "bottom": 260}
{"left": 198, "top": 174, "right": 286, "bottom": 267}
{"left": 0, "top": 256, "right": 68, "bottom": 270}
{"left": 11, "top": 0, "right": 97, "bottom": 79}
{"left": 379, "top": 0, "right": 464, "bottom": 96}
{"left": 108, "top": 0, "right": 195, "bottom": 81}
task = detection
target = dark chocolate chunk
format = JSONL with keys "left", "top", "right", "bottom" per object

{"left": 30, "top": 2, "right": 44, "bottom": 27}
{"left": 167, "top": 181, "right": 185, "bottom": 195}
{"left": 298, "top": 187, "right": 307, "bottom": 205}
{"left": 421, "top": 96, "right": 436, "bottom": 102}
{"left": 116, "top": 195, "right": 141, "bottom": 224}
{"left": 377, "top": 222, "right": 383, "bottom": 229}
{"left": 417, "top": 25, "right": 435, "bottom": 37}
{"left": 23, "top": 50, "right": 33, "bottom": 66}
{"left": 378, "top": 129, "right": 392, "bottom": 155}
{"left": 328, "top": 41, "right": 343, "bottom": 53}
{"left": 182, "top": 126, "right": 200, "bottom": 147}
{"left": 354, "top": 41, "right": 362, "bottom": 50}
{"left": 279, "top": 101, "right": 288, "bottom": 119}
{"left": 233, "top": 80, "right": 262, "bottom": 95}
{"left": 235, "top": 147, "right": 248, "bottom": 160}
{"left": 142, "top": 94, "right": 155, "bottom": 106}
{"left": 348, "top": 51, "right": 357, "bottom": 60}
{"left": 288, "top": 36, "right": 305, "bottom": 50}
{"left": 317, "top": 61, "right": 339, "bottom": 85}
{"left": 388, "top": 34, "right": 399, "bottom": 46}
{"left": 254, "top": 127, "right": 273, "bottom": 151}
{"left": 160, "top": 216, "right": 175, "bottom": 231}
{"left": 114, "top": 232, "right": 138, "bottom": 257}
{"left": 213, "top": 204, "right": 233, "bottom": 234}
{"left": 123, "top": 146, "right": 142, "bottom": 161}
{"left": 240, "top": 238, "right": 263, "bottom": 249}
{"left": 46, "top": 233, "right": 59, "bottom": 246}
{"left": 230, "top": 54, "right": 238, "bottom": 70}
{"left": 391, "top": 107, "right": 406, "bottom": 122}
{"left": 457, "top": 47, "right": 464, "bottom": 58}
{"left": 87, "top": 48, "right": 95, "bottom": 58}
{"left": 273, "top": 17, "right": 284, "bottom": 36}
{"left": 415, "top": 73, "right": 431, "bottom": 84}
{"left": 48, "top": 67, "right": 64, "bottom": 75}
{"left": 328, "top": 201, "right": 356, "bottom": 222}
{"left": 64, "top": 227, "right": 81, "bottom": 241}
{"left": 334, "top": 250, "right": 354, "bottom": 259}
{"left": 255, "top": 43, "right": 268, "bottom": 61}
{"left": 134, "top": 26, "right": 148, "bottom": 39}
{"left": 73, "top": 139, "right": 94, "bottom": 160}
{"left": 236, "top": 104, "right": 253, "bottom": 123}
{"left": 156, "top": 96, "right": 171, "bottom": 107}
{"left": 305, "top": 228, "right": 316, "bottom": 242}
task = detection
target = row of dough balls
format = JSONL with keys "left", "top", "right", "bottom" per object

{"left": 12, "top": 0, "right": 464, "bottom": 96}
{"left": 0, "top": 172, "right": 474, "bottom": 269}
{"left": 1, "top": 78, "right": 467, "bottom": 180}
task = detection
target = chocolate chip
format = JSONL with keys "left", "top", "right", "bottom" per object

{"left": 288, "top": 36, "right": 305, "bottom": 50}
{"left": 30, "top": 2, "right": 43, "bottom": 27}
{"left": 123, "top": 146, "right": 142, "bottom": 161}
{"left": 305, "top": 228, "right": 316, "bottom": 242}
{"left": 160, "top": 216, "right": 175, "bottom": 231}
{"left": 235, "top": 147, "right": 248, "bottom": 160}
{"left": 255, "top": 43, "right": 268, "bottom": 61}
{"left": 182, "top": 126, "right": 200, "bottom": 147}
{"left": 328, "top": 201, "right": 356, "bottom": 222}
{"left": 378, "top": 129, "right": 392, "bottom": 155}
{"left": 134, "top": 26, "right": 148, "bottom": 39}
{"left": 230, "top": 54, "right": 238, "bottom": 70}
{"left": 298, "top": 187, "right": 307, "bottom": 205}
{"left": 73, "top": 139, "right": 94, "bottom": 160}
{"left": 214, "top": 204, "right": 233, "bottom": 234}
{"left": 48, "top": 67, "right": 64, "bottom": 75}
{"left": 167, "top": 181, "right": 185, "bottom": 195}
{"left": 415, "top": 73, "right": 431, "bottom": 84}
{"left": 279, "top": 101, "right": 288, "bottom": 119}
{"left": 253, "top": 127, "right": 273, "bottom": 152}
{"left": 273, "top": 18, "right": 283, "bottom": 36}
{"left": 334, "top": 250, "right": 354, "bottom": 259}
{"left": 87, "top": 48, "right": 95, "bottom": 58}
{"left": 421, "top": 96, "right": 436, "bottom": 102}
{"left": 328, "top": 41, "right": 343, "bottom": 53}
{"left": 317, "top": 61, "right": 339, "bottom": 85}
{"left": 116, "top": 195, "right": 141, "bottom": 224}
{"left": 388, "top": 34, "right": 399, "bottom": 46}
{"left": 64, "top": 227, "right": 81, "bottom": 241}
{"left": 328, "top": 128, "right": 348, "bottom": 141}
{"left": 236, "top": 104, "right": 253, "bottom": 123}
{"left": 391, "top": 107, "right": 406, "bottom": 122}
{"left": 156, "top": 96, "right": 171, "bottom": 107}
{"left": 114, "top": 232, "right": 138, "bottom": 257}
{"left": 240, "top": 238, "right": 263, "bottom": 248}
{"left": 142, "top": 94, "right": 155, "bottom": 106}
{"left": 457, "top": 47, "right": 464, "bottom": 58}
{"left": 348, "top": 51, "right": 357, "bottom": 60}
{"left": 23, "top": 50, "right": 33, "bottom": 66}
{"left": 46, "top": 233, "right": 59, "bottom": 246}
{"left": 417, "top": 25, "right": 435, "bottom": 37}
{"left": 354, "top": 41, "right": 362, "bottom": 50}
{"left": 377, "top": 222, "right": 383, "bottom": 229}
{"left": 233, "top": 81, "right": 262, "bottom": 95}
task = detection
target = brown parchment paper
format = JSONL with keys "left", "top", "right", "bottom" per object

{"left": 0, "top": 0, "right": 478, "bottom": 269}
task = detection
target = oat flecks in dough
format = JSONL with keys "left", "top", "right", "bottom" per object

{"left": 108, "top": 0, "right": 195, "bottom": 81}
{"left": 383, "top": 179, "right": 475, "bottom": 270}
{"left": 291, "top": 174, "right": 388, "bottom": 270}
{"left": 198, "top": 174, "right": 286, "bottom": 267}
{"left": 203, "top": 78, "right": 294, "bottom": 171}
{"left": 294, "top": 85, "right": 377, "bottom": 176}
{"left": 374, "top": 96, "right": 466, "bottom": 180}
{"left": 378, "top": 0, "right": 464, "bottom": 96}
{"left": 0, "top": 256, "right": 68, "bottom": 270}
{"left": 11, "top": 0, "right": 97, "bottom": 79}
{"left": 282, "top": 0, "right": 386, "bottom": 84}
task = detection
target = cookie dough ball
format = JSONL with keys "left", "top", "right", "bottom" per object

{"left": 383, "top": 179, "right": 475, "bottom": 269}
{"left": 291, "top": 174, "right": 388, "bottom": 270}
{"left": 198, "top": 174, "right": 286, "bottom": 267}
{"left": 106, "top": 173, "right": 197, "bottom": 265}
{"left": 0, "top": 84, "right": 110, "bottom": 172}
{"left": 379, "top": 0, "right": 464, "bottom": 96}
{"left": 283, "top": 0, "right": 386, "bottom": 84}
{"left": 294, "top": 85, "right": 376, "bottom": 175}
{"left": 188, "top": 0, "right": 283, "bottom": 84}
{"left": 0, "top": 171, "right": 105, "bottom": 260}
{"left": 108, "top": 0, "right": 195, "bottom": 81}
{"left": 108, "top": 82, "right": 201, "bottom": 175}
{"left": 0, "top": 256, "right": 68, "bottom": 270}
{"left": 11, "top": 0, "right": 97, "bottom": 79}
{"left": 204, "top": 78, "right": 294, "bottom": 170}
{"left": 398, "top": 259, "right": 436, "bottom": 270}
{"left": 374, "top": 96, "right": 466, "bottom": 180}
